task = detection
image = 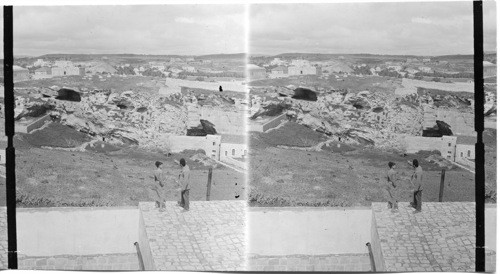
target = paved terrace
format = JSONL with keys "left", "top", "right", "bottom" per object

{"left": 372, "top": 202, "right": 496, "bottom": 272}
{"left": 138, "top": 201, "right": 245, "bottom": 271}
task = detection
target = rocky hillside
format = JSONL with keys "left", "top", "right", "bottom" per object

{"left": 13, "top": 85, "right": 242, "bottom": 151}
{"left": 250, "top": 84, "right": 477, "bottom": 151}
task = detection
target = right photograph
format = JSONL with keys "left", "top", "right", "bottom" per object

{"left": 246, "top": 2, "right": 496, "bottom": 272}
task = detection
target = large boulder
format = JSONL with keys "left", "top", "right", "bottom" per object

{"left": 422, "top": 120, "right": 453, "bottom": 137}
{"left": 292, "top": 88, "right": 317, "bottom": 101}
{"left": 15, "top": 103, "right": 54, "bottom": 120}
{"left": 200, "top": 119, "right": 217, "bottom": 135}
{"left": 347, "top": 96, "right": 371, "bottom": 110}
{"left": 55, "top": 88, "right": 81, "bottom": 102}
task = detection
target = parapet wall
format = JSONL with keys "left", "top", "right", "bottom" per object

{"left": 17, "top": 207, "right": 139, "bottom": 257}
{"left": 138, "top": 209, "right": 155, "bottom": 270}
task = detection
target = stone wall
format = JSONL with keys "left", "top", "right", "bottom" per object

{"left": 248, "top": 253, "right": 371, "bottom": 272}
{"left": 138, "top": 209, "right": 155, "bottom": 270}
{"left": 370, "top": 210, "right": 385, "bottom": 271}
{"left": 18, "top": 253, "right": 139, "bottom": 271}
{"left": 17, "top": 207, "right": 139, "bottom": 257}
{"left": 263, "top": 113, "right": 288, "bottom": 132}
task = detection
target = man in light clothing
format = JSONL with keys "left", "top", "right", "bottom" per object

{"left": 176, "top": 158, "right": 191, "bottom": 211}
{"left": 153, "top": 161, "right": 167, "bottom": 212}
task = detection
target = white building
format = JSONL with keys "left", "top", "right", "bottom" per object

{"left": 182, "top": 66, "right": 197, "bottom": 73}
{"left": 54, "top": 60, "right": 73, "bottom": 67}
{"left": 270, "top": 58, "right": 286, "bottom": 66}
{"left": 387, "top": 65, "right": 402, "bottom": 71}
{"left": 220, "top": 135, "right": 247, "bottom": 160}
{"left": 52, "top": 66, "right": 82, "bottom": 76}
{"left": 291, "top": 60, "right": 310, "bottom": 66}
{"left": 419, "top": 66, "right": 433, "bottom": 73}
{"left": 405, "top": 135, "right": 457, "bottom": 161}
{"left": 288, "top": 65, "right": 317, "bottom": 76}
{"left": 454, "top": 136, "right": 476, "bottom": 164}
{"left": 33, "top": 59, "right": 49, "bottom": 67}
{"left": 270, "top": 66, "right": 288, "bottom": 78}
{"left": 205, "top": 135, "right": 222, "bottom": 160}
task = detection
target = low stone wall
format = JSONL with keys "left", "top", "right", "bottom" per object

{"left": 138, "top": 209, "right": 155, "bottom": 270}
{"left": 263, "top": 113, "right": 288, "bottom": 132}
{"left": 370, "top": 210, "right": 385, "bottom": 271}
{"left": 18, "top": 253, "right": 139, "bottom": 271}
{"left": 17, "top": 207, "right": 139, "bottom": 257}
{"left": 248, "top": 253, "right": 371, "bottom": 272}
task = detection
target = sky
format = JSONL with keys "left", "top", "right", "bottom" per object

{"left": 250, "top": 1, "right": 497, "bottom": 56}
{"left": 11, "top": 5, "right": 246, "bottom": 57}
{"left": 0, "top": 2, "right": 495, "bottom": 57}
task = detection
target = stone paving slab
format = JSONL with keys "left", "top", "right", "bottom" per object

{"left": 373, "top": 202, "right": 489, "bottom": 272}
{"left": 139, "top": 201, "right": 245, "bottom": 271}
{"left": 18, "top": 253, "right": 140, "bottom": 270}
{"left": 0, "top": 207, "right": 6, "bottom": 269}
{"left": 248, "top": 253, "right": 371, "bottom": 272}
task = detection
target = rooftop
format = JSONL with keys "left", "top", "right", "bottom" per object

{"left": 221, "top": 134, "right": 246, "bottom": 144}
{"left": 456, "top": 135, "right": 476, "bottom": 145}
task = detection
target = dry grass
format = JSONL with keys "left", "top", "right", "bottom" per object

{"left": 249, "top": 143, "right": 476, "bottom": 207}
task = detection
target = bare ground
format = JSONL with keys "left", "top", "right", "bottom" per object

{"left": 249, "top": 125, "right": 482, "bottom": 207}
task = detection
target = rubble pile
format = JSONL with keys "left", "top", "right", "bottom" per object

{"left": 14, "top": 85, "right": 244, "bottom": 150}
{"left": 250, "top": 86, "right": 427, "bottom": 150}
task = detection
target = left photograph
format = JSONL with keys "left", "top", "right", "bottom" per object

{"left": 6, "top": 5, "right": 247, "bottom": 271}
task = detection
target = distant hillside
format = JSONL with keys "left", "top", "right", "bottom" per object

{"left": 273, "top": 53, "right": 432, "bottom": 59}
{"left": 196, "top": 53, "right": 246, "bottom": 60}
{"left": 33, "top": 53, "right": 245, "bottom": 60}
{"left": 432, "top": 54, "right": 474, "bottom": 60}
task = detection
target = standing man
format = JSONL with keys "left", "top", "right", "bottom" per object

{"left": 153, "top": 161, "right": 167, "bottom": 212}
{"left": 409, "top": 159, "right": 423, "bottom": 213}
{"left": 386, "top": 161, "right": 398, "bottom": 212}
{"left": 177, "top": 158, "right": 191, "bottom": 211}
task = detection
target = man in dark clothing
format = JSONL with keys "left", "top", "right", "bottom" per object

{"left": 409, "top": 159, "right": 423, "bottom": 213}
